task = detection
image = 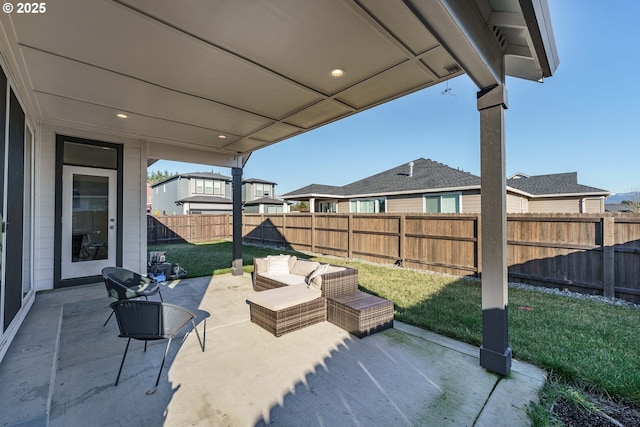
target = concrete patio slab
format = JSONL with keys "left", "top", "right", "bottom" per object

{"left": 0, "top": 273, "right": 546, "bottom": 426}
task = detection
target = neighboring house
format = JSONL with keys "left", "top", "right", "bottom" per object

{"left": 242, "top": 178, "right": 289, "bottom": 213}
{"left": 151, "top": 173, "right": 287, "bottom": 215}
{"left": 146, "top": 183, "right": 152, "bottom": 213}
{"left": 244, "top": 197, "right": 289, "bottom": 214}
{"left": 506, "top": 172, "right": 610, "bottom": 213}
{"left": 605, "top": 203, "right": 634, "bottom": 213}
{"left": 281, "top": 158, "right": 610, "bottom": 214}
{"left": 152, "top": 172, "right": 233, "bottom": 215}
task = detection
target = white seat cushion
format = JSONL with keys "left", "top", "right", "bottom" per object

{"left": 247, "top": 284, "right": 322, "bottom": 311}
{"left": 259, "top": 272, "right": 306, "bottom": 286}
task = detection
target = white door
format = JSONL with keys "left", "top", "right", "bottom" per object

{"left": 61, "top": 166, "right": 117, "bottom": 279}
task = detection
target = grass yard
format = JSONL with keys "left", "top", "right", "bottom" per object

{"left": 149, "top": 240, "right": 640, "bottom": 422}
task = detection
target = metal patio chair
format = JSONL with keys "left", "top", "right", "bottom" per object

{"left": 111, "top": 300, "right": 205, "bottom": 389}
{"left": 102, "top": 266, "right": 163, "bottom": 326}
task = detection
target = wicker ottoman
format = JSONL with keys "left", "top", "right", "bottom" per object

{"left": 327, "top": 292, "right": 394, "bottom": 338}
{"left": 247, "top": 285, "right": 326, "bottom": 337}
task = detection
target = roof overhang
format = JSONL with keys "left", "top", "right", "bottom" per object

{"left": 0, "top": 0, "right": 557, "bottom": 167}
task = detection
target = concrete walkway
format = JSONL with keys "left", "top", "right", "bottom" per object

{"left": 0, "top": 274, "right": 546, "bottom": 426}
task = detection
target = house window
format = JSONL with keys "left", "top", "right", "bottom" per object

{"left": 349, "top": 198, "right": 385, "bottom": 213}
{"left": 256, "top": 183, "right": 270, "bottom": 197}
{"left": 204, "top": 180, "right": 214, "bottom": 194}
{"left": 424, "top": 193, "right": 461, "bottom": 213}
{"left": 319, "top": 202, "right": 337, "bottom": 213}
{"left": 195, "top": 179, "right": 218, "bottom": 195}
{"left": 266, "top": 204, "right": 283, "bottom": 213}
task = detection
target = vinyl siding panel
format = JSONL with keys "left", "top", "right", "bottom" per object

{"left": 507, "top": 194, "right": 526, "bottom": 213}
{"left": 122, "top": 145, "right": 144, "bottom": 273}
{"left": 34, "top": 126, "right": 57, "bottom": 291}
{"left": 462, "top": 193, "right": 481, "bottom": 213}
{"left": 528, "top": 197, "right": 580, "bottom": 213}
{"left": 338, "top": 200, "right": 349, "bottom": 213}
{"left": 583, "top": 197, "right": 604, "bottom": 213}
{"left": 386, "top": 195, "right": 423, "bottom": 213}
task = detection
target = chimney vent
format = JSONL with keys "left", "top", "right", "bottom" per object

{"left": 409, "top": 161, "right": 414, "bottom": 177}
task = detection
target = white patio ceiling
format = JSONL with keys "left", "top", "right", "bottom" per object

{"left": 0, "top": 0, "right": 557, "bottom": 167}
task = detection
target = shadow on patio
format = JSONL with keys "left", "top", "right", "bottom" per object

{"left": 0, "top": 274, "right": 545, "bottom": 426}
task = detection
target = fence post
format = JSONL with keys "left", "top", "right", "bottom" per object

{"left": 282, "top": 214, "right": 287, "bottom": 247}
{"left": 476, "top": 214, "right": 482, "bottom": 276}
{"left": 311, "top": 214, "right": 316, "bottom": 253}
{"left": 399, "top": 214, "right": 405, "bottom": 264}
{"left": 602, "top": 216, "right": 615, "bottom": 298}
{"left": 260, "top": 214, "right": 265, "bottom": 245}
{"left": 348, "top": 214, "right": 353, "bottom": 258}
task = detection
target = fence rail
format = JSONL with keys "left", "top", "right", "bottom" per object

{"left": 148, "top": 213, "right": 640, "bottom": 303}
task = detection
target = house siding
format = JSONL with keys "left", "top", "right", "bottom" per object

{"left": 34, "top": 125, "right": 57, "bottom": 292}
{"left": 583, "top": 197, "right": 604, "bottom": 213}
{"left": 186, "top": 201, "right": 233, "bottom": 213}
{"left": 506, "top": 194, "right": 527, "bottom": 213}
{"left": 387, "top": 195, "right": 423, "bottom": 213}
{"left": 152, "top": 178, "right": 181, "bottom": 215}
{"left": 461, "top": 193, "right": 482, "bottom": 213}
{"left": 528, "top": 197, "right": 580, "bottom": 213}
{"left": 337, "top": 200, "right": 349, "bottom": 213}
{"left": 122, "top": 144, "right": 145, "bottom": 273}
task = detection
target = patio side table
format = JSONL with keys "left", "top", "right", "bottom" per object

{"left": 327, "top": 291, "right": 394, "bottom": 338}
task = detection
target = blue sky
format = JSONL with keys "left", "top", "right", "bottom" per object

{"left": 149, "top": 0, "right": 640, "bottom": 196}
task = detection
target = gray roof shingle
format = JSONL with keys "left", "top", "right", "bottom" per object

{"left": 176, "top": 195, "right": 232, "bottom": 204}
{"left": 282, "top": 158, "right": 479, "bottom": 198}
{"left": 342, "top": 158, "right": 479, "bottom": 195}
{"left": 507, "top": 172, "right": 609, "bottom": 196}
{"left": 282, "top": 160, "right": 610, "bottom": 199}
{"left": 243, "top": 197, "right": 285, "bottom": 205}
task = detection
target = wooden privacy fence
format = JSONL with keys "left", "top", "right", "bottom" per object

{"left": 243, "top": 213, "right": 640, "bottom": 303}
{"left": 147, "top": 214, "right": 231, "bottom": 244}
{"left": 147, "top": 213, "right": 640, "bottom": 303}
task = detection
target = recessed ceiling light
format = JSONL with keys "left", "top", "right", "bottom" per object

{"left": 218, "top": 135, "right": 227, "bottom": 139}
{"left": 116, "top": 113, "right": 128, "bottom": 119}
{"left": 331, "top": 69, "right": 344, "bottom": 77}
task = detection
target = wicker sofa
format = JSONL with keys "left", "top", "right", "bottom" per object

{"left": 247, "top": 255, "right": 393, "bottom": 337}
{"left": 251, "top": 256, "right": 359, "bottom": 297}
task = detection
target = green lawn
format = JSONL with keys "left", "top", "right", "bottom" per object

{"left": 149, "top": 240, "right": 640, "bottom": 416}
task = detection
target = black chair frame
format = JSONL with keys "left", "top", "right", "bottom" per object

{"left": 102, "top": 266, "right": 163, "bottom": 326}
{"left": 111, "top": 300, "right": 205, "bottom": 388}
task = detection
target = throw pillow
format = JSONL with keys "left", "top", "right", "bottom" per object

{"left": 291, "top": 260, "right": 320, "bottom": 277}
{"left": 288, "top": 256, "right": 297, "bottom": 272}
{"left": 266, "top": 254, "right": 291, "bottom": 274}
{"left": 254, "top": 258, "right": 269, "bottom": 275}
{"left": 306, "top": 263, "right": 329, "bottom": 290}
